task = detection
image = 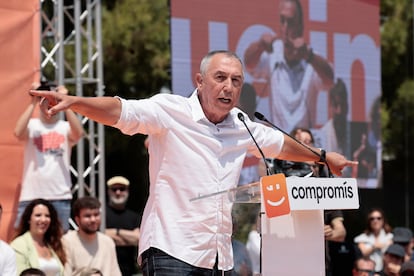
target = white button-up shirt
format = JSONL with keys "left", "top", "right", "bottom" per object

{"left": 114, "top": 90, "right": 284, "bottom": 270}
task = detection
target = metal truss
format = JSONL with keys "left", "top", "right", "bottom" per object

{"left": 40, "top": 0, "right": 106, "bottom": 227}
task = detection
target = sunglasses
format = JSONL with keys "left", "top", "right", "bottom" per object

{"left": 110, "top": 186, "right": 127, "bottom": 192}
{"left": 356, "top": 268, "right": 375, "bottom": 276}
{"left": 369, "top": 216, "right": 382, "bottom": 221}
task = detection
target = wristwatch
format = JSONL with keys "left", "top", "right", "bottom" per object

{"left": 318, "top": 148, "right": 326, "bottom": 164}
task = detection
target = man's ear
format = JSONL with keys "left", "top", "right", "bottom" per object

{"left": 195, "top": 73, "right": 203, "bottom": 88}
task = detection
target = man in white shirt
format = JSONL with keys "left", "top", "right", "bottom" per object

{"left": 31, "top": 50, "right": 356, "bottom": 275}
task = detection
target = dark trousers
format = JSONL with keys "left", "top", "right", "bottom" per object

{"left": 141, "top": 247, "right": 233, "bottom": 276}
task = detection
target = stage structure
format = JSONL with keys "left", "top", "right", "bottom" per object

{"left": 40, "top": 0, "right": 106, "bottom": 227}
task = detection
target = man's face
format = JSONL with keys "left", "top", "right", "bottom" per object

{"left": 76, "top": 208, "right": 101, "bottom": 235}
{"left": 280, "top": 0, "right": 301, "bottom": 40}
{"left": 196, "top": 53, "right": 244, "bottom": 124}
{"left": 295, "top": 131, "right": 313, "bottom": 146}
{"left": 108, "top": 184, "right": 129, "bottom": 206}
{"left": 383, "top": 253, "right": 404, "bottom": 275}
{"left": 353, "top": 259, "right": 375, "bottom": 276}
{"left": 279, "top": 0, "right": 302, "bottom": 61}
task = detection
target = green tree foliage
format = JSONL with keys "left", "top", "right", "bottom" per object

{"left": 100, "top": 0, "right": 170, "bottom": 213}
{"left": 102, "top": 0, "right": 170, "bottom": 99}
{"left": 379, "top": 1, "right": 414, "bottom": 229}
{"left": 384, "top": 80, "right": 414, "bottom": 159}
{"left": 380, "top": 0, "right": 414, "bottom": 161}
{"left": 380, "top": 0, "right": 413, "bottom": 106}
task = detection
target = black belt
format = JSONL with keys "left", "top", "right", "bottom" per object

{"left": 142, "top": 247, "right": 167, "bottom": 259}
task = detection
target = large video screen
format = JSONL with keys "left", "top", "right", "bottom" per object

{"left": 170, "top": 0, "right": 381, "bottom": 188}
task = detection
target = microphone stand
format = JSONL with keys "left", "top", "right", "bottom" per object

{"left": 238, "top": 113, "right": 273, "bottom": 176}
{"left": 237, "top": 112, "right": 269, "bottom": 275}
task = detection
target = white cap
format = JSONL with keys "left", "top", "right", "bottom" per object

{"left": 106, "top": 176, "right": 130, "bottom": 186}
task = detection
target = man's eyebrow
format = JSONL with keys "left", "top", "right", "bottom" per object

{"left": 213, "top": 70, "right": 243, "bottom": 80}
{"left": 214, "top": 70, "right": 227, "bottom": 75}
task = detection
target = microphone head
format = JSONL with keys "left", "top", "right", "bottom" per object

{"left": 254, "top": 112, "right": 265, "bottom": 121}
{"left": 237, "top": 112, "right": 245, "bottom": 122}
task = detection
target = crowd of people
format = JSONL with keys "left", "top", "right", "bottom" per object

{"left": 3, "top": 194, "right": 414, "bottom": 276}
{"left": 0, "top": 178, "right": 140, "bottom": 276}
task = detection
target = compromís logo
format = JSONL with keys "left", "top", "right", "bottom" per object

{"left": 261, "top": 174, "right": 290, "bottom": 218}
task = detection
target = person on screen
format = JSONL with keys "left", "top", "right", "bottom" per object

{"left": 319, "top": 78, "right": 350, "bottom": 155}
{"left": 316, "top": 78, "right": 352, "bottom": 177}
{"left": 244, "top": 0, "right": 334, "bottom": 134}
{"left": 30, "top": 50, "right": 356, "bottom": 275}
{"left": 352, "top": 96, "right": 381, "bottom": 182}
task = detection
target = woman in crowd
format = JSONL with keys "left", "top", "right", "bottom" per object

{"left": 354, "top": 207, "right": 393, "bottom": 272}
{"left": 11, "top": 198, "right": 66, "bottom": 275}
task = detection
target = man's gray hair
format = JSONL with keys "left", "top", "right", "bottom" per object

{"left": 199, "top": 50, "right": 243, "bottom": 76}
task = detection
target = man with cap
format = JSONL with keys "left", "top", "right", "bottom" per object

{"left": 379, "top": 243, "right": 406, "bottom": 276}
{"left": 393, "top": 227, "right": 414, "bottom": 262}
{"left": 105, "top": 176, "right": 141, "bottom": 276}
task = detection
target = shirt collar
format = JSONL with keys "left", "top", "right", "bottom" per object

{"left": 189, "top": 89, "right": 205, "bottom": 122}
{"left": 189, "top": 89, "right": 237, "bottom": 128}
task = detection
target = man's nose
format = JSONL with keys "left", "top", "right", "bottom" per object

{"left": 223, "top": 78, "right": 237, "bottom": 91}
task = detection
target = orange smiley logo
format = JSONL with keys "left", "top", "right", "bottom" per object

{"left": 261, "top": 174, "right": 290, "bottom": 218}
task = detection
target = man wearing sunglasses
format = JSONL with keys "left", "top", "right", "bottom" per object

{"left": 353, "top": 256, "right": 377, "bottom": 276}
{"left": 105, "top": 176, "right": 141, "bottom": 276}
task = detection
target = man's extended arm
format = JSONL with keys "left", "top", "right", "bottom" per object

{"left": 57, "top": 86, "right": 85, "bottom": 145}
{"left": 29, "top": 90, "right": 122, "bottom": 127}
{"left": 277, "top": 134, "right": 357, "bottom": 176}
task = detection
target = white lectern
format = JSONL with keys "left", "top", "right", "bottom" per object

{"left": 191, "top": 174, "right": 359, "bottom": 276}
